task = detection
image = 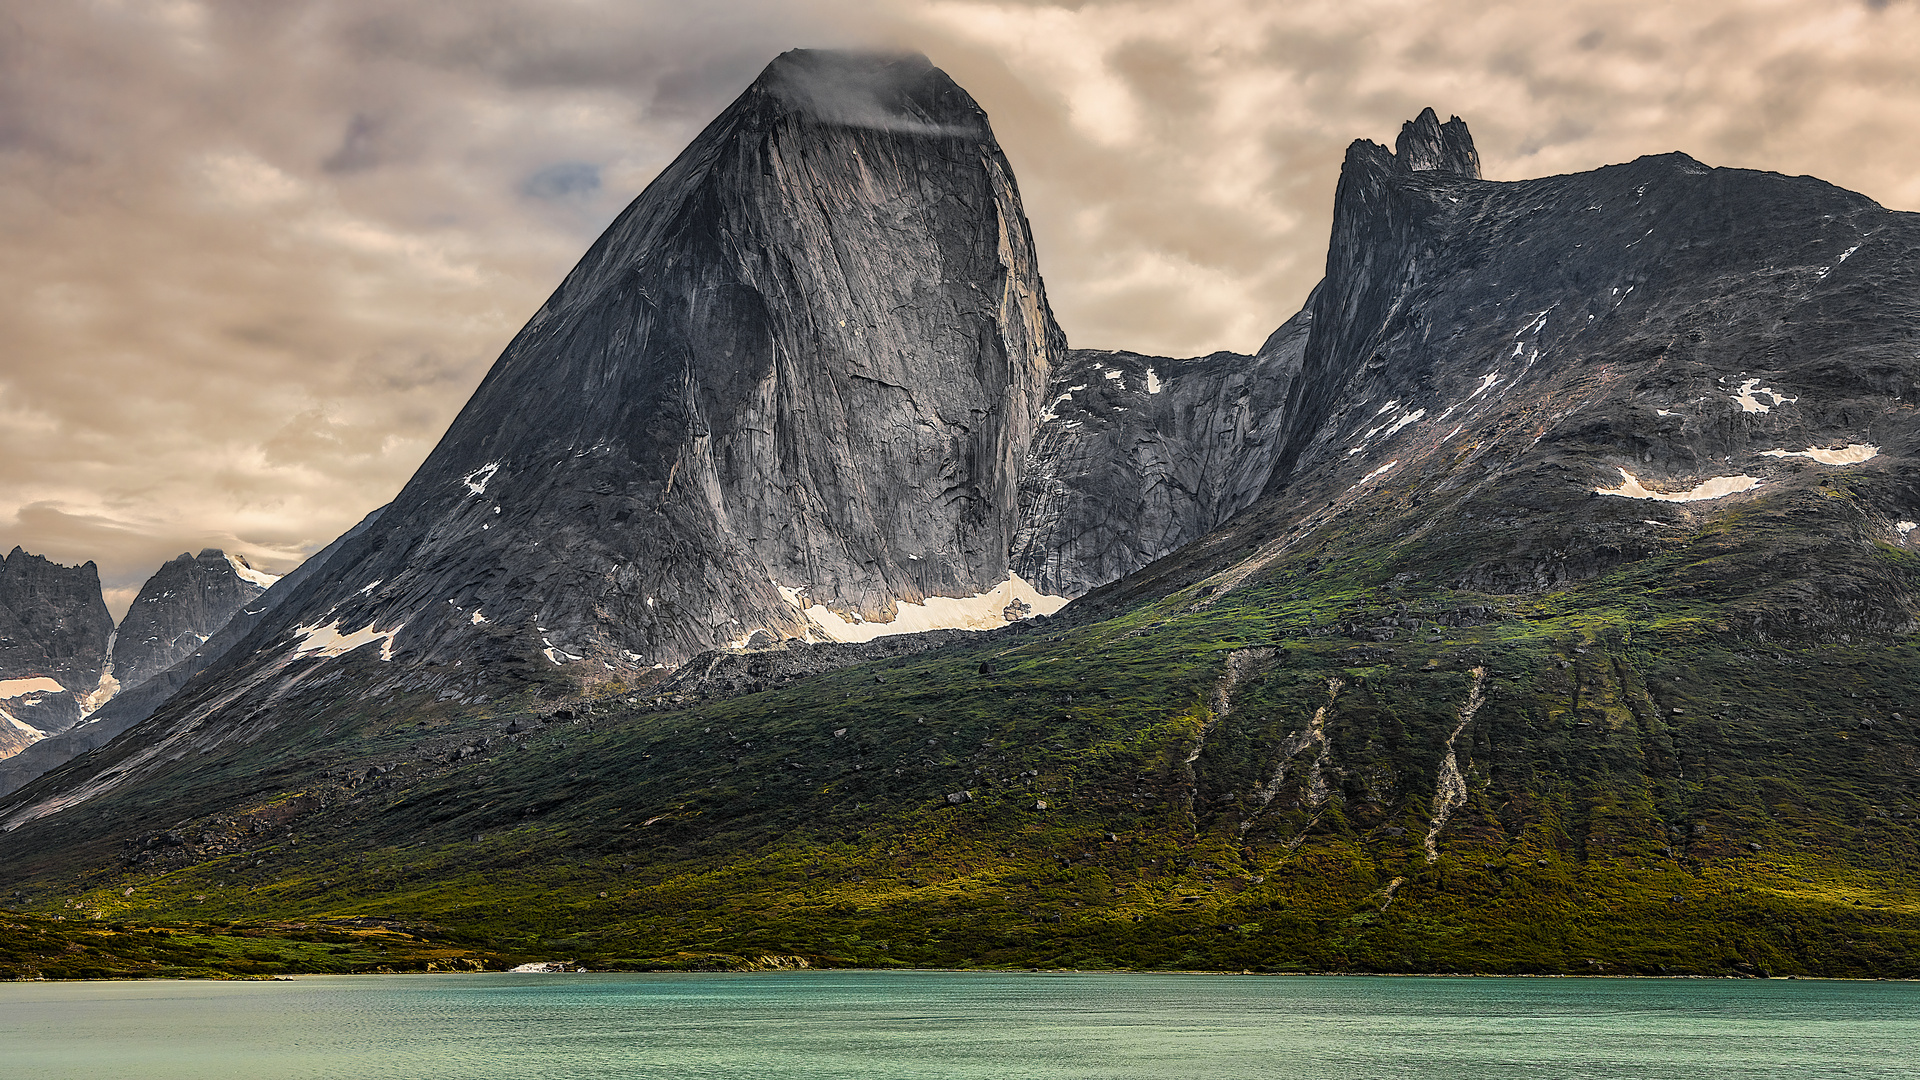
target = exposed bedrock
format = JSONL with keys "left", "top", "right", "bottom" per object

{"left": 218, "top": 50, "right": 1067, "bottom": 676}
{"left": 0, "top": 549, "right": 113, "bottom": 745}
{"left": 1011, "top": 309, "right": 1309, "bottom": 598}
{"left": 1100, "top": 112, "right": 1920, "bottom": 639}
{"left": 110, "top": 549, "right": 273, "bottom": 692}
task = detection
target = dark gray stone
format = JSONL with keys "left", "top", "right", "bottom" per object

{"left": 1011, "top": 312, "right": 1306, "bottom": 598}
{"left": 0, "top": 509, "right": 382, "bottom": 796}
{"left": 213, "top": 49, "right": 1064, "bottom": 679}
{"left": 110, "top": 549, "right": 269, "bottom": 691}
{"left": 0, "top": 548, "right": 113, "bottom": 743}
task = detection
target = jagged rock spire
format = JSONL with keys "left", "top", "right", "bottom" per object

{"left": 1395, "top": 107, "right": 1481, "bottom": 178}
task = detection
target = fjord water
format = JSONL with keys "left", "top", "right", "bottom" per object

{"left": 2, "top": 971, "right": 1914, "bottom": 1079}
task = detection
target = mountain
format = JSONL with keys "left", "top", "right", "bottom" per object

{"left": 0, "top": 548, "right": 281, "bottom": 797}
{"left": 4, "top": 73, "right": 1920, "bottom": 980}
{"left": 1094, "top": 104, "right": 1920, "bottom": 632}
{"left": 0, "top": 549, "right": 113, "bottom": 752}
{"left": 110, "top": 550, "right": 276, "bottom": 691}
{"left": 173, "top": 48, "right": 1069, "bottom": 686}
{"left": 0, "top": 49, "right": 1261, "bottom": 831}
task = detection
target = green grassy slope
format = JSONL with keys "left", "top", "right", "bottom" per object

{"left": 7, "top": 504, "right": 1918, "bottom": 979}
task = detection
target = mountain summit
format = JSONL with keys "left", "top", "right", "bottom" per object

{"left": 1393, "top": 107, "right": 1480, "bottom": 178}
{"left": 223, "top": 49, "right": 1066, "bottom": 677}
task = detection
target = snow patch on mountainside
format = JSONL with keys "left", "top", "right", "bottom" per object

{"left": 462, "top": 462, "right": 501, "bottom": 495}
{"left": 1596, "top": 469, "right": 1760, "bottom": 502}
{"left": 0, "top": 677, "right": 66, "bottom": 699}
{"left": 1758, "top": 444, "right": 1878, "bottom": 465}
{"left": 292, "top": 620, "right": 402, "bottom": 662}
{"left": 1732, "top": 379, "right": 1796, "bottom": 414}
{"left": 223, "top": 553, "right": 282, "bottom": 589}
{"left": 777, "top": 574, "right": 1068, "bottom": 643}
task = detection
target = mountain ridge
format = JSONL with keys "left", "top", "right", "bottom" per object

{"left": 0, "top": 547, "right": 275, "bottom": 794}
{"left": 2, "top": 53, "right": 1918, "bottom": 979}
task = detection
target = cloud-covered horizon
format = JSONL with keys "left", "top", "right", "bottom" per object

{"left": 5, "top": 0, "right": 1918, "bottom": 617}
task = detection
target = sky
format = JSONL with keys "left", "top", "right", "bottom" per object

{"left": 4, "top": 0, "right": 1918, "bottom": 617}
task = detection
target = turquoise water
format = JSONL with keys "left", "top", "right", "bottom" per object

{"left": 1, "top": 971, "right": 1915, "bottom": 1078}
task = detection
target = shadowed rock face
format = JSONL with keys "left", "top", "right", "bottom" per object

{"left": 219, "top": 49, "right": 1063, "bottom": 676}
{"left": 1011, "top": 309, "right": 1309, "bottom": 598}
{"left": 1094, "top": 117, "right": 1920, "bottom": 642}
{"left": 1394, "top": 107, "right": 1480, "bottom": 178}
{"left": 0, "top": 549, "right": 112, "bottom": 745}
{"left": 110, "top": 550, "right": 271, "bottom": 691}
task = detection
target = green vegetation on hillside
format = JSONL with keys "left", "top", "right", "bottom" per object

{"left": 6, "top": 517, "right": 1918, "bottom": 980}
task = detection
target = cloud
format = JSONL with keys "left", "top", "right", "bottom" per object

{"left": 3, "top": 0, "right": 1920, "bottom": 608}
{"left": 521, "top": 161, "right": 602, "bottom": 201}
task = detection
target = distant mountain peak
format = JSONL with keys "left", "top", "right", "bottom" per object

{"left": 1394, "top": 106, "right": 1480, "bottom": 178}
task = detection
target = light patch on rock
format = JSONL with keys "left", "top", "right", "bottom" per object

{"left": 1364, "top": 408, "right": 1423, "bottom": 440}
{"left": 1595, "top": 469, "right": 1759, "bottom": 502}
{"left": 1037, "top": 384, "right": 1087, "bottom": 423}
{"left": 541, "top": 637, "right": 583, "bottom": 665}
{"left": 0, "top": 677, "right": 65, "bottom": 699}
{"left": 1758, "top": 443, "right": 1878, "bottom": 465}
{"left": 2, "top": 707, "right": 45, "bottom": 740}
{"left": 1145, "top": 368, "right": 1162, "bottom": 394}
{"left": 1468, "top": 373, "right": 1500, "bottom": 399}
{"left": 1381, "top": 408, "right": 1425, "bottom": 439}
{"left": 79, "top": 664, "right": 120, "bottom": 717}
{"left": 1350, "top": 460, "right": 1399, "bottom": 489}
{"left": 786, "top": 573, "right": 1068, "bottom": 643}
{"left": 357, "top": 580, "right": 382, "bottom": 596}
{"left": 1817, "top": 246, "right": 1860, "bottom": 280}
{"left": 469, "top": 610, "right": 488, "bottom": 625}
{"left": 293, "top": 620, "right": 402, "bottom": 662}
{"left": 462, "top": 461, "right": 501, "bottom": 496}
{"left": 222, "top": 553, "right": 282, "bottom": 589}
{"left": 1425, "top": 667, "right": 1488, "bottom": 863}
{"left": 1732, "top": 379, "right": 1796, "bottom": 413}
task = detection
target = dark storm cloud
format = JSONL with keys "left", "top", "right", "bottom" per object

{"left": 3, "top": 0, "right": 1918, "bottom": 614}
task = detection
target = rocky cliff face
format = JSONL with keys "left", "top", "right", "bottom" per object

{"left": 0, "top": 52, "right": 1284, "bottom": 829}
{"left": 1011, "top": 311, "right": 1308, "bottom": 598}
{"left": 212, "top": 49, "right": 1064, "bottom": 678}
{"left": 109, "top": 550, "right": 274, "bottom": 692}
{"left": 0, "top": 549, "right": 113, "bottom": 747}
{"left": 11, "top": 98, "right": 1920, "bottom": 978}
{"left": 1095, "top": 112, "right": 1920, "bottom": 644}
